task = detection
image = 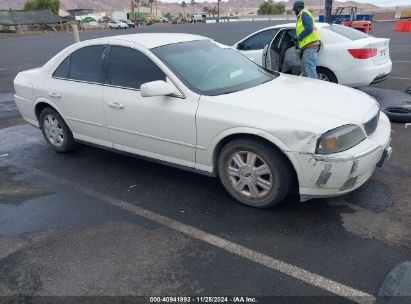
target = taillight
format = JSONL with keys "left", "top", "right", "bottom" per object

{"left": 347, "top": 48, "right": 378, "bottom": 59}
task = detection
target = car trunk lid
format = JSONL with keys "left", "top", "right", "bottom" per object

{"left": 369, "top": 38, "right": 390, "bottom": 66}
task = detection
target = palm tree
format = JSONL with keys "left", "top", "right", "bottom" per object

{"left": 181, "top": 1, "right": 187, "bottom": 18}
{"left": 148, "top": 0, "right": 154, "bottom": 14}
{"left": 190, "top": 0, "right": 195, "bottom": 12}
{"left": 203, "top": 6, "right": 210, "bottom": 17}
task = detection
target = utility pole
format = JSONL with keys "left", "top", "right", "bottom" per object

{"left": 71, "top": 22, "right": 80, "bottom": 43}
{"left": 217, "top": 0, "right": 220, "bottom": 22}
{"left": 324, "top": 0, "right": 332, "bottom": 23}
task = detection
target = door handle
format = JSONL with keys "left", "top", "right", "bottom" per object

{"left": 107, "top": 101, "right": 125, "bottom": 109}
{"left": 48, "top": 92, "right": 61, "bottom": 98}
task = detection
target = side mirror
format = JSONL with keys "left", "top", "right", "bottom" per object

{"left": 140, "top": 80, "right": 179, "bottom": 97}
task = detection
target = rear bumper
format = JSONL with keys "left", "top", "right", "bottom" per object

{"left": 335, "top": 59, "right": 392, "bottom": 87}
{"left": 14, "top": 94, "right": 38, "bottom": 127}
{"left": 370, "top": 73, "right": 390, "bottom": 85}
{"left": 286, "top": 112, "right": 392, "bottom": 201}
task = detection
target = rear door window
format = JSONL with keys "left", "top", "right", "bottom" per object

{"left": 68, "top": 45, "right": 106, "bottom": 83}
{"left": 107, "top": 46, "right": 166, "bottom": 89}
{"left": 240, "top": 28, "right": 280, "bottom": 50}
{"left": 323, "top": 24, "right": 369, "bottom": 40}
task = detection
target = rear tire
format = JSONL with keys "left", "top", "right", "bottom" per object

{"left": 317, "top": 67, "right": 338, "bottom": 83}
{"left": 218, "top": 139, "right": 292, "bottom": 208}
{"left": 39, "top": 107, "right": 77, "bottom": 153}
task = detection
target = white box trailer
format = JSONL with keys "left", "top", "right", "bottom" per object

{"left": 189, "top": 12, "right": 206, "bottom": 23}
{"left": 112, "top": 11, "right": 128, "bottom": 21}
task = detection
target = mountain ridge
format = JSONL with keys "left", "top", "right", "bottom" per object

{"left": 0, "top": 0, "right": 380, "bottom": 15}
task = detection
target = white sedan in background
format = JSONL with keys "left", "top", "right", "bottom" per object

{"left": 108, "top": 20, "right": 128, "bottom": 29}
{"left": 14, "top": 33, "right": 392, "bottom": 208}
{"left": 233, "top": 23, "right": 392, "bottom": 87}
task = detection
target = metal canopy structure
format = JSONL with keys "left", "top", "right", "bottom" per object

{"left": 0, "top": 9, "right": 62, "bottom": 25}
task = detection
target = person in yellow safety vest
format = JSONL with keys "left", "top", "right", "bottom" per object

{"left": 293, "top": 1, "right": 320, "bottom": 79}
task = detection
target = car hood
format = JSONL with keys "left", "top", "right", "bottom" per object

{"left": 204, "top": 73, "right": 379, "bottom": 153}
{"left": 211, "top": 73, "right": 378, "bottom": 133}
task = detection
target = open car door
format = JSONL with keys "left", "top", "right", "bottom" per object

{"left": 262, "top": 29, "right": 287, "bottom": 72}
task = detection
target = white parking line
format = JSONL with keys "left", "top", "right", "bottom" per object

{"left": 388, "top": 76, "right": 411, "bottom": 80}
{"left": 393, "top": 61, "right": 411, "bottom": 63}
{"left": 5, "top": 159, "right": 376, "bottom": 304}
{"left": 0, "top": 107, "right": 18, "bottom": 112}
{"left": 0, "top": 65, "right": 38, "bottom": 71}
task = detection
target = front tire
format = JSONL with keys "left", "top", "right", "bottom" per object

{"left": 218, "top": 139, "right": 292, "bottom": 208}
{"left": 39, "top": 107, "right": 77, "bottom": 153}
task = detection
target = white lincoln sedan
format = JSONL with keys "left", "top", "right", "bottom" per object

{"left": 14, "top": 33, "right": 392, "bottom": 208}
{"left": 233, "top": 23, "right": 392, "bottom": 87}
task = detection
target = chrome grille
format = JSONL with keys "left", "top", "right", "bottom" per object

{"left": 363, "top": 112, "right": 379, "bottom": 136}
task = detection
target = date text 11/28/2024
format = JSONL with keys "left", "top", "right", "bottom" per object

{"left": 150, "top": 297, "right": 257, "bottom": 303}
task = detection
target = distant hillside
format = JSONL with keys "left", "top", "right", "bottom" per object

{"left": 0, "top": 0, "right": 380, "bottom": 16}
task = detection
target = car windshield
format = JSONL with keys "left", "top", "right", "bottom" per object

{"left": 152, "top": 40, "right": 277, "bottom": 96}
{"left": 323, "top": 24, "right": 370, "bottom": 40}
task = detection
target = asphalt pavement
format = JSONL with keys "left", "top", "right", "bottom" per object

{"left": 0, "top": 20, "right": 410, "bottom": 302}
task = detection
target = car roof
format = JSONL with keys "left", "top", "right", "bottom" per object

{"left": 101, "top": 33, "right": 209, "bottom": 49}
{"left": 259, "top": 22, "right": 330, "bottom": 30}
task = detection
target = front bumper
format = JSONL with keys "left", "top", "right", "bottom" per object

{"left": 286, "top": 112, "right": 392, "bottom": 201}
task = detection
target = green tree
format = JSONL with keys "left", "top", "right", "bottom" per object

{"left": 23, "top": 0, "right": 60, "bottom": 15}
{"left": 257, "top": 1, "right": 285, "bottom": 15}
{"left": 257, "top": 2, "right": 270, "bottom": 15}
{"left": 190, "top": 0, "right": 195, "bottom": 12}
{"left": 164, "top": 12, "right": 171, "bottom": 19}
{"left": 272, "top": 3, "right": 285, "bottom": 14}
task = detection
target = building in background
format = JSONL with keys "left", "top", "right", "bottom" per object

{"left": 0, "top": 9, "right": 64, "bottom": 32}
{"left": 66, "top": 9, "right": 93, "bottom": 16}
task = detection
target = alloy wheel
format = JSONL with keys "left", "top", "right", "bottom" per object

{"left": 317, "top": 73, "right": 330, "bottom": 82}
{"left": 43, "top": 114, "right": 64, "bottom": 147}
{"left": 226, "top": 151, "right": 273, "bottom": 199}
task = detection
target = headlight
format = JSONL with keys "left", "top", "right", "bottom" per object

{"left": 316, "top": 124, "right": 366, "bottom": 154}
